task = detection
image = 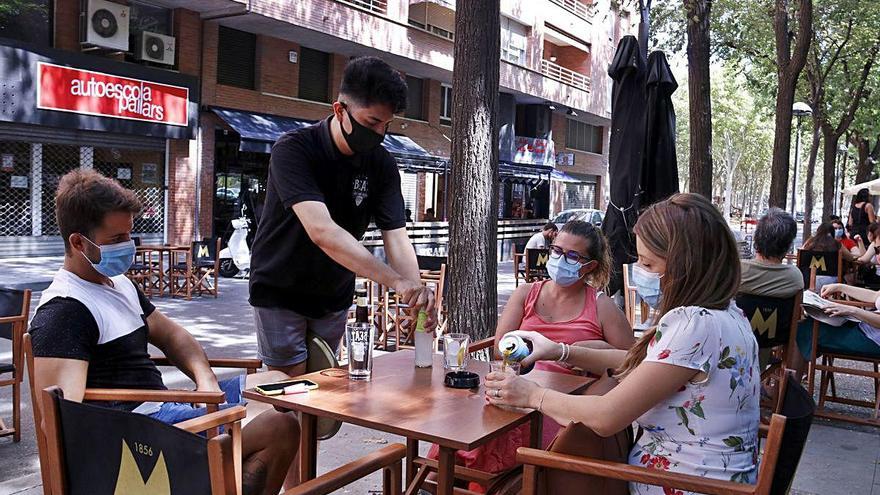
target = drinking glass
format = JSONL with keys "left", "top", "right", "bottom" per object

{"left": 441, "top": 333, "right": 471, "bottom": 370}
{"left": 489, "top": 360, "right": 521, "bottom": 376}
{"left": 345, "top": 322, "right": 375, "bottom": 381}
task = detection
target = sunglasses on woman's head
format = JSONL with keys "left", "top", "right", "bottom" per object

{"left": 548, "top": 244, "right": 591, "bottom": 265}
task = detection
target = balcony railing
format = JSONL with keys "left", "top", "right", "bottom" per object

{"left": 548, "top": 0, "right": 591, "bottom": 21}
{"left": 540, "top": 59, "right": 591, "bottom": 92}
{"left": 335, "top": 0, "right": 388, "bottom": 14}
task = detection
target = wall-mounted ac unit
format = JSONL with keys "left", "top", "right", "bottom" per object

{"left": 136, "top": 31, "right": 176, "bottom": 65}
{"left": 85, "top": 0, "right": 130, "bottom": 51}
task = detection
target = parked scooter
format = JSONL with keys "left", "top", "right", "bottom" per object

{"left": 219, "top": 216, "right": 251, "bottom": 278}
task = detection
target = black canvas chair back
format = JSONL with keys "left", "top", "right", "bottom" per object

{"left": 525, "top": 248, "right": 550, "bottom": 275}
{"left": 0, "top": 288, "right": 26, "bottom": 341}
{"left": 770, "top": 373, "right": 815, "bottom": 494}
{"left": 417, "top": 255, "right": 447, "bottom": 271}
{"left": 132, "top": 236, "right": 142, "bottom": 247}
{"left": 514, "top": 241, "right": 527, "bottom": 254}
{"left": 192, "top": 238, "right": 218, "bottom": 267}
{"left": 734, "top": 293, "right": 796, "bottom": 349}
{"left": 54, "top": 394, "right": 213, "bottom": 495}
{"left": 797, "top": 249, "right": 839, "bottom": 286}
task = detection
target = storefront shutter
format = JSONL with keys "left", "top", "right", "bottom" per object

{"left": 400, "top": 171, "right": 418, "bottom": 215}
{"left": 217, "top": 26, "right": 256, "bottom": 89}
{"left": 298, "top": 47, "right": 331, "bottom": 103}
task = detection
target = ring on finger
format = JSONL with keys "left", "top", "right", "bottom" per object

{"left": 495, "top": 389, "right": 501, "bottom": 398}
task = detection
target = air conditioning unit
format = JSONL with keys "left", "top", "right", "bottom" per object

{"left": 85, "top": 0, "right": 130, "bottom": 51}
{"left": 136, "top": 31, "right": 176, "bottom": 65}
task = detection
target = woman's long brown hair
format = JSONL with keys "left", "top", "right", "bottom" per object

{"left": 615, "top": 193, "right": 741, "bottom": 377}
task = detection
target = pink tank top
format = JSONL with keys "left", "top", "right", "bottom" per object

{"left": 520, "top": 280, "right": 604, "bottom": 374}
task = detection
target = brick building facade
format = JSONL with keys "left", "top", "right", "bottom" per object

{"left": 0, "top": 0, "right": 632, "bottom": 256}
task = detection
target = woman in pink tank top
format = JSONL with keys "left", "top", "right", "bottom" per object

{"left": 428, "top": 220, "right": 634, "bottom": 492}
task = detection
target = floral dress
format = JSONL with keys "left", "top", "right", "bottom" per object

{"left": 628, "top": 303, "right": 760, "bottom": 495}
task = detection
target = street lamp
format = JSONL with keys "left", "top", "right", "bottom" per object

{"left": 791, "top": 102, "right": 812, "bottom": 216}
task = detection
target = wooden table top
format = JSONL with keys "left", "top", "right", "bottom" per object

{"left": 244, "top": 350, "right": 592, "bottom": 451}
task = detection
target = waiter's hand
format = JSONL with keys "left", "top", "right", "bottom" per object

{"left": 398, "top": 280, "right": 437, "bottom": 331}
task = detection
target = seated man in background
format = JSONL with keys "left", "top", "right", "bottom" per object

{"left": 739, "top": 208, "right": 804, "bottom": 371}
{"left": 525, "top": 222, "right": 559, "bottom": 250}
{"left": 30, "top": 169, "right": 299, "bottom": 495}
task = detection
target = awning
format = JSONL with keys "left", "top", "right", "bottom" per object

{"left": 212, "top": 107, "right": 313, "bottom": 153}
{"left": 550, "top": 170, "right": 581, "bottom": 183}
{"left": 212, "top": 107, "right": 450, "bottom": 172}
{"left": 500, "top": 161, "right": 554, "bottom": 183}
{"left": 843, "top": 178, "right": 880, "bottom": 196}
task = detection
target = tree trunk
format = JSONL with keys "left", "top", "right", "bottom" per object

{"left": 685, "top": 0, "right": 713, "bottom": 198}
{"left": 802, "top": 122, "right": 821, "bottom": 239}
{"left": 447, "top": 0, "right": 500, "bottom": 341}
{"left": 854, "top": 136, "right": 872, "bottom": 183}
{"left": 821, "top": 125, "right": 841, "bottom": 222}
{"left": 768, "top": 0, "right": 813, "bottom": 209}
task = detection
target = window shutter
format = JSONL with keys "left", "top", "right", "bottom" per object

{"left": 400, "top": 171, "right": 419, "bottom": 214}
{"left": 299, "top": 47, "right": 331, "bottom": 103}
{"left": 405, "top": 76, "right": 424, "bottom": 120}
{"left": 217, "top": 26, "right": 256, "bottom": 89}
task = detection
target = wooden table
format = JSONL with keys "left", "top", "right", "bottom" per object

{"left": 244, "top": 350, "right": 592, "bottom": 495}
{"left": 136, "top": 245, "right": 189, "bottom": 297}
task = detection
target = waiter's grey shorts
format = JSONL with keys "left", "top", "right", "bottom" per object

{"left": 253, "top": 306, "right": 347, "bottom": 367}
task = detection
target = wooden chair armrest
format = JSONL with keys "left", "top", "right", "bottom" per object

{"left": 0, "top": 315, "right": 26, "bottom": 324}
{"left": 282, "top": 443, "right": 406, "bottom": 495}
{"left": 515, "top": 448, "right": 753, "bottom": 495}
{"left": 150, "top": 356, "right": 263, "bottom": 370}
{"left": 468, "top": 337, "right": 495, "bottom": 353}
{"left": 82, "top": 388, "right": 226, "bottom": 404}
{"left": 175, "top": 405, "right": 246, "bottom": 434}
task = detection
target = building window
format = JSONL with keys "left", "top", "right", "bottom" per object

{"left": 0, "top": 0, "right": 51, "bottom": 46}
{"left": 404, "top": 76, "right": 425, "bottom": 120}
{"left": 298, "top": 47, "right": 331, "bottom": 103}
{"left": 440, "top": 84, "right": 452, "bottom": 125}
{"left": 408, "top": 2, "right": 455, "bottom": 41}
{"left": 566, "top": 119, "right": 603, "bottom": 154}
{"left": 501, "top": 16, "right": 528, "bottom": 66}
{"left": 217, "top": 26, "right": 256, "bottom": 89}
{"left": 130, "top": 1, "right": 172, "bottom": 36}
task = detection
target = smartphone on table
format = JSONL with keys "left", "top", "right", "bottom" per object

{"left": 255, "top": 379, "right": 319, "bottom": 396}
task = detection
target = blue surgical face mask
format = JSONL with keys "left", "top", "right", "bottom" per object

{"left": 546, "top": 254, "right": 586, "bottom": 287}
{"left": 834, "top": 228, "right": 844, "bottom": 239}
{"left": 631, "top": 264, "right": 663, "bottom": 309}
{"left": 81, "top": 236, "right": 135, "bottom": 278}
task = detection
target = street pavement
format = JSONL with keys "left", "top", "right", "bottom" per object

{"left": 0, "top": 257, "right": 878, "bottom": 494}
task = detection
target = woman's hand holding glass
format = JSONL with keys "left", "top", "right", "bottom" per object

{"left": 485, "top": 369, "right": 542, "bottom": 409}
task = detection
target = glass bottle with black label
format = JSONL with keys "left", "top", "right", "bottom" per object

{"left": 355, "top": 288, "right": 369, "bottom": 324}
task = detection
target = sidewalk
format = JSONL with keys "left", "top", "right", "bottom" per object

{"left": 0, "top": 258, "right": 878, "bottom": 494}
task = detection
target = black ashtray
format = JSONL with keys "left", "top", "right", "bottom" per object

{"left": 444, "top": 371, "right": 480, "bottom": 389}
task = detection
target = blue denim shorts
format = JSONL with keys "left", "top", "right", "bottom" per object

{"left": 147, "top": 375, "right": 246, "bottom": 425}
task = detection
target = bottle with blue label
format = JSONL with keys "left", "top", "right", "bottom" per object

{"left": 497, "top": 334, "right": 534, "bottom": 374}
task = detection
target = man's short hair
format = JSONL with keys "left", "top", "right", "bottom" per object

{"left": 754, "top": 208, "right": 797, "bottom": 260}
{"left": 339, "top": 56, "right": 407, "bottom": 114}
{"left": 56, "top": 169, "right": 142, "bottom": 252}
{"left": 543, "top": 222, "right": 558, "bottom": 232}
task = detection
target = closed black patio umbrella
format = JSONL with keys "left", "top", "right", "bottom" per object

{"left": 640, "top": 50, "right": 679, "bottom": 207}
{"left": 603, "top": 35, "right": 647, "bottom": 295}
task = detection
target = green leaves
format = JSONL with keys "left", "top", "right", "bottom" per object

{"left": 723, "top": 435, "right": 746, "bottom": 452}
{"left": 671, "top": 406, "right": 697, "bottom": 435}
{"left": 718, "top": 346, "right": 737, "bottom": 369}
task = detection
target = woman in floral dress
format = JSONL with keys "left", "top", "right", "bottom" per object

{"left": 485, "top": 193, "right": 761, "bottom": 494}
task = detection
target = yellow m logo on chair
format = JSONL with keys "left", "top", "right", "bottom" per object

{"left": 750, "top": 309, "right": 778, "bottom": 340}
{"left": 197, "top": 245, "right": 210, "bottom": 259}
{"left": 536, "top": 252, "right": 549, "bottom": 267}
{"left": 114, "top": 440, "right": 170, "bottom": 495}
{"left": 809, "top": 256, "right": 826, "bottom": 272}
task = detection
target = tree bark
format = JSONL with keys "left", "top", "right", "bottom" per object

{"left": 685, "top": 0, "right": 713, "bottom": 198}
{"left": 447, "top": 0, "right": 500, "bottom": 341}
{"left": 802, "top": 122, "right": 821, "bottom": 239}
{"left": 855, "top": 137, "right": 870, "bottom": 183}
{"left": 768, "top": 0, "right": 813, "bottom": 209}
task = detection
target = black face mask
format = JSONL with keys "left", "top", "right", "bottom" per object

{"left": 340, "top": 106, "right": 386, "bottom": 154}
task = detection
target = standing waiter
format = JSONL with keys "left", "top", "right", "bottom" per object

{"left": 249, "top": 57, "right": 436, "bottom": 377}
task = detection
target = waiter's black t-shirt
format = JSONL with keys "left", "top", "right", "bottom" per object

{"left": 249, "top": 117, "right": 405, "bottom": 317}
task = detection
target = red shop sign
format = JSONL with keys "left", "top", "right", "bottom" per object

{"left": 37, "top": 62, "right": 189, "bottom": 126}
